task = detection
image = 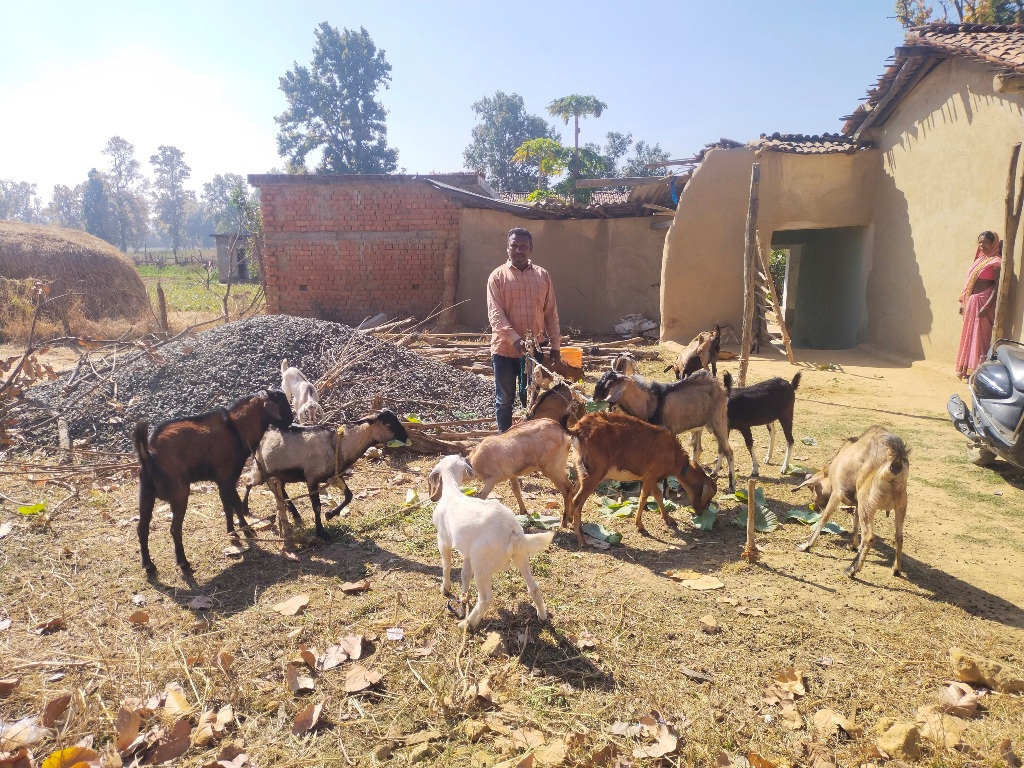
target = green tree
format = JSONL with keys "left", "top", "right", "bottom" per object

{"left": 547, "top": 95, "right": 607, "bottom": 200}
{"left": 463, "top": 91, "right": 558, "bottom": 193}
{"left": 512, "top": 138, "right": 568, "bottom": 197}
{"left": 102, "top": 136, "right": 148, "bottom": 252}
{"left": 621, "top": 140, "right": 671, "bottom": 178}
{"left": 895, "top": 0, "right": 1023, "bottom": 24}
{"left": 46, "top": 184, "right": 85, "bottom": 229}
{"left": 203, "top": 173, "right": 255, "bottom": 234}
{"left": 0, "top": 180, "right": 43, "bottom": 223}
{"left": 276, "top": 23, "right": 398, "bottom": 174}
{"left": 82, "top": 169, "right": 115, "bottom": 244}
{"left": 149, "top": 145, "right": 192, "bottom": 257}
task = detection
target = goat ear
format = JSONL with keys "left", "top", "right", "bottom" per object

{"left": 427, "top": 470, "right": 443, "bottom": 502}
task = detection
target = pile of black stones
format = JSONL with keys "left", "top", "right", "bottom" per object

{"left": 16, "top": 315, "right": 495, "bottom": 453}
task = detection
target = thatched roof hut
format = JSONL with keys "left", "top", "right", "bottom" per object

{"left": 0, "top": 223, "right": 150, "bottom": 321}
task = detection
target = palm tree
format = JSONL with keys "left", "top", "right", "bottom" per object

{"left": 547, "top": 95, "right": 608, "bottom": 200}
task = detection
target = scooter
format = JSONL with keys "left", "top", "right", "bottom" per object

{"left": 947, "top": 339, "right": 1024, "bottom": 469}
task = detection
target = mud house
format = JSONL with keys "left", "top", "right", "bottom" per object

{"left": 247, "top": 172, "right": 675, "bottom": 334}
{"left": 662, "top": 24, "right": 1024, "bottom": 366}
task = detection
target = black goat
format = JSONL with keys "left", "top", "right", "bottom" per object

{"left": 725, "top": 371, "right": 801, "bottom": 476}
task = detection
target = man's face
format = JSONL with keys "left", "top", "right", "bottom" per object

{"left": 507, "top": 234, "right": 533, "bottom": 269}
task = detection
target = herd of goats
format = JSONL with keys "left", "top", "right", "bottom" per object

{"left": 130, "top": 325, "right": 910, "bottom": 629}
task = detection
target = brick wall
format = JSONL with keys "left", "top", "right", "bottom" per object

{"left": 251, "top": 176, "right": 460, "bottom": 325}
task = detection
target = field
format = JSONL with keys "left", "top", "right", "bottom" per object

{"left": 135, "top": 260, "right": 262, "bottom": 318}
{"left": 1, "top": 344, "right": 1022, "bottom": 768}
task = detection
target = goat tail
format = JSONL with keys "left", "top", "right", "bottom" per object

{"left": 722, "top": 371, "right": 733, "bottom": 393}
{"left": 519, "top": 529, "right": 555, "bottom": 556}
{"left": 791, "top": 371, "right": 802, "bottom": 391}
{"left": 132, "top": 422, "right": 152, "bottom": 470}
{"left": 281, "top": 358, "right": 289, "bottom": 375}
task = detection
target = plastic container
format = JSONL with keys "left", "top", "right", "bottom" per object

{"left": 559, "top": 346, "right": 583, "bottom": 368}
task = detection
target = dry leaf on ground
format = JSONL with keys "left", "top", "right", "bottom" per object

{"left": 128, "top": 610, "right": 149, "bottom": 625}
{"left": 812, "top": 708, "right": 862, "bottom": 739}
{"left": 163, "top": 683, "right": 192, "bottom": 717}
{"left": 780, "top": 704, "right": 803, "bottom": 730}
{"left": 273, "top": 593, "right": 309, "bottom": 616}
{"left": 775, "top": 667, "right": 807, "bottom": 696}
{"left": 937, "top": 681, "right": 983, "bottom": 718}
{"left": 40, "top": 746, "right": 99, "bottom": 768}
{"left": 0, "top": 717, "right": 52, "bottom": 750}
{"left": 736, "top": 606, "right": 767, "bottom": 617}
{"left": 341, "top": 579, "right": 371, "bottom": 594}
{"left": 338, "top": 633, "right": 364, "bottom": 660}
{"left": 285, "top": 664, "right": 315, "bottom": 695}
{"left": 510, "top": 727, "right": 545, "bottom": 750}
{"left": 680, "top": 575, "right": 725, "bottom": 591}
{"left": 465, "top": 677, "right": 493, "bottom": 705}
{"left": 0, "top": 618, "right": 11, "bottom": 631}
{"left": 114, "top": 707, "right": 142, "bottom": 755}
{"left": 0, "top": 679, "right": 18, "bottom": 698}
{"left": 193, "top": 710, "right": 218, "bottom": 748}
{"left": 297, "top": 646, "right": 319, "bottom": 668}
{"left": 0, "top": 747, "right": 31, "bottom": 768}
{"left": 40, "top": 694, "right": 71, "bottom": 727}
{"left": 291, "top": 701, "right": 324, "bottom": 736}
{"left": 1000, "top": 739, "right": 1022, "bottom": 767}
{"left": 665, "top": 569, "right": 702, "bottom": 581}
{"left": 0, "top": 521, "right": 13, "bottom": 538}
{"left": 189, "top": 596, "right": 214, "bottom": 611}
{"left": 916, "top": 705, "right": 968, "bottom": 749}
{"left": 534, "top": 738, "right": 569, "bottom": 766}
{"left": 632, "top": 715, "right": 678, "bottom": 759}
{"left": 404, "top": 730, "right": 441, "bottom": 746}
{"left": 147, "top": 718, "right": 191, "bottom": 765}
{"left": 344, "top": 664, "right": 381, "bottom": 693}
{"left": 218, "top": 651, "right": 234, "bottom": 671}
{"left": 319, "top": 644, "right": 347, "bottom": 670}
{"left": 33, "top": 617, "right": 64, "bottom": 635}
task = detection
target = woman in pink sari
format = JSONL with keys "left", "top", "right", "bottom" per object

{"left": 956, "top": 231, "right": 1002, "bottom": 379}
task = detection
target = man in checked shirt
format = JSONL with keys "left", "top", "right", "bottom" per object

{"left": 487, "top": 227, "right": 561, "bottom": 433}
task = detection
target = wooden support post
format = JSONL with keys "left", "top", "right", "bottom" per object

{"left": 756, "top": 234, "right": 797, "bottom": 365}
{"left": 739, "top": 163, "right": 761, "bottom": 388}
{"left": 741, "top": 477, "right": 760, "bottom": 563}
{"left": 994, "top": 142, "right": 1023, "bottom": 341}
{"left": 437, "top": 235, "right": 461, "bottom": 333}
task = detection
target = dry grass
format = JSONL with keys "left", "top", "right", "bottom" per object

{"left": 1, "top": 350, "right": 1022, "bottom": 767}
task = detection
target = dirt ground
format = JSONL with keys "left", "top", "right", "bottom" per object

{"left": 1, "top": 340, "right": 1022, "bottom": 767}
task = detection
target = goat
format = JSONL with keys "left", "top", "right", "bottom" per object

{"left": 468, "top": 418, "right": 575, "bottom": 522}
{"left": 611, "top": 352, "right": 637, "bottom": 375}
{"left": 427, "top": 455, "right": 553, "bottom": 629}
{"left": 724, "top": 372, "right": 802, "bottom": 477}
{"left": 526, "top": 382, "right": 586, "bottom": 428}
{"left": 564, "top": 411, "right": 717, "bottom": 544}
{"left": 592, "top": 370, "right": 736, "bottom": 492}
{"left": 280, "top": 359, "right": 324, "bottom": 425}
{"left": 664, "top": 324, "right": 722, "bottom": 380}
{"left": 243, "top": 410, "right": 408, "bottom": 540}
{"left": 133, "top": 390, "right": 293, "bottom": 574}
{"left": 794, "top": 426, "right": 910, "bottom": 577}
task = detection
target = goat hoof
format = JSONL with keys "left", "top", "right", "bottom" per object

{"left": 749, "top": 470, "right": 760, "bottom": 478}
{"left": 893, "top": 568, "right": 903, "bottom": 578}
{"left": 796, "top": 542, "right": 811, "bottom": 552}
{"left": 844, "top": 566, "right": 858, "bottom": 578}
{"left": 143, "top": 561, "right": 157, "bottom": 575}
{"left": 178, "top": 561, "right": 194, "bottom": 575}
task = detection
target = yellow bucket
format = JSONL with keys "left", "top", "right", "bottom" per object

{"left": 559, "top": 346, "right": 583, "bottom": 368}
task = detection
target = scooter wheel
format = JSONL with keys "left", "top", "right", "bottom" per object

{"left": 967, "top": 444, "right": 998, "bottom": 467}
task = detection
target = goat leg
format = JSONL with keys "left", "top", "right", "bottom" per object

{"left": 740, "top": 427, "right": 758, "bottom": 477}
{"left": 137, "top": 477, "right": 158, "bottom": 574}
{"left": 169, "top": 496, "right": 193, "bottom": 574}
{"left": 650, "top": 480, "right": 676, "bottom": 528}
{"left": 514, "top": 552, "right": 548, "bottom": 622}
{"left": 438, "top": 535, "right": 454, "bottom": 593}
{"left": 325, "top": 483, "right": 354, "bottom": 519}
{"left": 507, "top": 478, "right": 529, "bottom": 517}
{"left": 892, "top": 498, "right": 907, "bottom": 577}
{"left": 221, "top": 483, "right": 256, "bottom": 541}
{"left": 762, "top": 422, "right": 776, "bottom": 467}
{"left": 798, "top": 492, "right": 843, "bottom": 553}
{"left": 308, "top": 484, "right": 329, "bottom": 540}
{"left": 845, "top": 507, "right": 876, "bottom": 578}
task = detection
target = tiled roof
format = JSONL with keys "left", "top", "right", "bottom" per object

{"left": 842, "top": 24, "right": 1024, "bottom": 134}
{"left": 750, "top": 133, "right": 870, "bottom": 155}
{"left": 500, "top": 189, "right": 631, "bottom": 205}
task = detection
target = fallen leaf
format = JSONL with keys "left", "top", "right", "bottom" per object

{"left": 344, "top": 664, "right": 382, "bottom": 693}
{"left": 746, "top": 753, "right": 780, "bottom": 768}
{"left": 222, "top": 544, "right": 244, "bottom": 557}
{"left": 297, "top": 646, "right": 319, "bottom": 669}
{"left": 291, "top": 701, "right": 324, "bottom": 736}
{"left": 338, "top": 633, "right": 364, "bottom": 660}
{"left": 157, "top": 686, "right": 189, "bottom": 721}
{"left": 340, "top": 580, "right": 370, "bottom": 594}
{"left": 40, "top": 746, "right": 99, "bottom": 768}
{"left": 583, "top": 534, "right": 610, "bottom": 550}
{"left": 736, "top": 606, "right": 767, "bottom": 617}
{"left": 680, "top": 666, "right": 714, "bottom": 683}
{"left": 813, "top": 708, "right": 862, "bottom": 739}
{"left": 0, "top": 678, "right": 19, "bottom": 698}
{"left": 491, "top": 755, "right": 534, "bottom": 768}
{"left": 780, "top": 704, "right": 803, "bottom": 730}
{"left": 409, "top": 642, "right": 434, "bottom": 657}
{"left": 572, "top": 630, "right": 598, "bottom": 648}
{"left": 273, "top": 593, "right": 309, "bottom": 616}
{"left": 214, "top": 705, "right": 234, "bottom": 736}
{"left": 385, "top": 626, "right": 404, "bottom": 641}
{"left": 33, "top": 617, "right": 64, "bottom": 635}
{"left": 285, "top": 664, "right": 315, "bottom": 695}
{"left": 916, "top": 705, "right": 967, "bottom": 749}
{"left": 193, "top": 710, "right": 218, "bottom": 748}
{"left": 466, "top": 678, "right": 492, "bottom": 704}
{"left": 40, "top": 693, "right": 72, "bottom": 727}
{"left": 775, "top": 667, "right": 807, "bottom": 696}
{"left": 632, "top": 716, "right": 677, "bottom": 759}
{"left": 762, "top": 685, "right": 794, "bottom": 706}
{"left": 680, "top": 575, "right": 725, "bottom": 591}
{"left": 511, "top": 727, "right": 545, "bottom": 750}
{"left": 0, "top": 618, "right": 11, "bottom": 631}
{"left": 0, "top": 717, "right": 52, "bottom": 750}
{"left": 1000, "top": 739, "right": 1022, "bottom": 768}
{"left": 699, "top": 615, "right": 721, "bottom": 634}
{"left": 318, "top": 644, "right": 348, "bottom": 671}
{"left": 404, "top": 729, "right": 441, "bottom": 746}
{"left": 715, "top": 596, "right": 739, "bottom": 605}
{"left": 148, "top": 717, "right": 191, "bottom": 764}
{"left": 114, "top": 707, "right": 141, "bottom": 754}
{"left": 665, "top": 569, "right": 702, "bottom": 581}
{"left": 534, "top": 738, "right": 569, "bottom": 766}
{"left": 937, "top": 681, "right": 983, "bottom": 718}
{"left": 189, "top": 596, "right": 214, "bottom": 611}
{"left": 128, "top": 610, "right": 149, "bottom": 625}
{"left": 0, "top": 746, "right": 31, "bottom": 768}
{"left": 218, "top": 651, "right": 234, "bottom": 671}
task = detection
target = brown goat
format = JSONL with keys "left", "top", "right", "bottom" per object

{"left": 794, "top": 426, "right": 910, "bottom": 578}
{"left": 592, "top": 370, "right": 736, "bottom": 492}
{"left": 526, "top": 382, "right": 586, "bottom": 428}
{"left": 565, "top": 411, "right": 717, "bottom": 544}
{"left": 665, "top": 324, "right": 722, "bottom": 379}
{"left": 133, "top": 390, "right": 293, "bottom": 574}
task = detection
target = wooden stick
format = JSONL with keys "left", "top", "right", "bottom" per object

{"left": 742, "top": 477, "right": 760, "bottom": 563}
{"left": 756, "top": 234, "right": 797, "bottom": 365}
{"left": 739, "top": 163, "right": 761, "bottom": 387}
{"left": 994, "top": 142, "right": 1022, "bottom": 341}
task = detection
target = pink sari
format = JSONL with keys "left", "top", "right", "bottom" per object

{"left": 956, "top": 236, "right": 1002, "bottom": 378}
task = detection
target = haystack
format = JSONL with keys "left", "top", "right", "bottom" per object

{"left": 0, "top": 222, "right": 150, "bottom": 321}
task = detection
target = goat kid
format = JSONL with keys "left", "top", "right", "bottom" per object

{"left": 133, "top": 390, "right": 293, "bottom": 574}
{"left": 469, "top": 418, "right": 575, "bottom": 522}
{"left": 592, "top": 369, "right": 736, "bottom": 492}
{"left": 611, "top": 352, "right": 637, "bottom": 375}
{"left": 565, "top": 411, "right": 717, "bottom": 543}
{"left": 428, "top": 455, "right": 553, "bottom": 629}
{"left": 723, "top": 371, "right": 801, "bottom": 477}
{"left": 665, "top": 324, "right": 722, "bottom": 380}
{"left": 280, "top": 358, "right": 324, "bottom": 425}
{"left": 244, "top": 410, "right": 408, "bottom": 540}
{"left": 794, "top": 426, "right": 910, "bottom": 577}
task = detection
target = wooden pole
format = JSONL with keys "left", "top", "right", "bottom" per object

{"left": 742, "top": 477, "right": 760, "bottom": 563}
{"left": 437, "top": 235, "right": 460, "bottom": 332}
{"left": 739, "top": 163, "right": 761, "bottom": 387}
{"left": 756, "top": 234, "right": 797, "bottom": 364}
{"left": 993, "top": 142, "right": 1023, "bottom": 341}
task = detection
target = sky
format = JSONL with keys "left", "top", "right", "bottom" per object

{"left": 0, "top": 1, "right": 908, "bottom": 202}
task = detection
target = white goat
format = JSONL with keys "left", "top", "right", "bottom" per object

{"left": 427, "top": 455, "right": 553, "bottom": 629}
{"left": 795, "top": 426, "right": 910, "bottom": 577}
{"left": 280, "top": 359, "right": 324, "bottom": 425}
{"left": 610, "top": 352, "right": 637, "bottom": 375}
{"left": 468, "top": 419, "right": 575, "bottom": 522}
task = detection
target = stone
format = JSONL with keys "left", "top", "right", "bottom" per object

{"left": 471, "top": 750, "right": 496, "bottom": 767}
{"left": 699, "top": 615, "right": 720, "bottom": 634}
{"left": 481, "top": 631, "right": 508, "bottom": 657}
{"left": 877, "top": 722, "right": 921, "bottom": 761}
{"left": 372, "top": 742, "right": 393, "bottom": 761}
{"left": 949, "top": 647, "right": 1024, "bottom": 693}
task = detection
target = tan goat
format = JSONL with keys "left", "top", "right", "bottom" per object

{"left": 565, "top": 411, "right": 717, "bottom": 544}
{"left": 468, "top": 419, "right": 575, "bottom": 522}
{"left": 794, "top": 426, "right": 910, "bottom": 578}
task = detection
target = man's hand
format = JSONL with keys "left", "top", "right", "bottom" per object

{"left": 514, "top": 338, "right": 527, "bottom": 355}
{"left": 549, "top": 348, "right": 561, "bottom": 362}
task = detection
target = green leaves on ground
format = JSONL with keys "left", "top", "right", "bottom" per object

{"left": 582, "top": 522, "right": 622, "bottom": 545}
{"left": 17, "top": 502, "right": 45, "bottom": 516}
{"left": 785, "top": 509, "right": 846, "bottom": 534}
{"left": 690, "top": 504, "right": 717, "bottom": 531}
{"left": 733, "top": 505, "right": 779, "bottom": 533}
{"left": 515, "top": 512, "right": 562, "bottom": 530}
